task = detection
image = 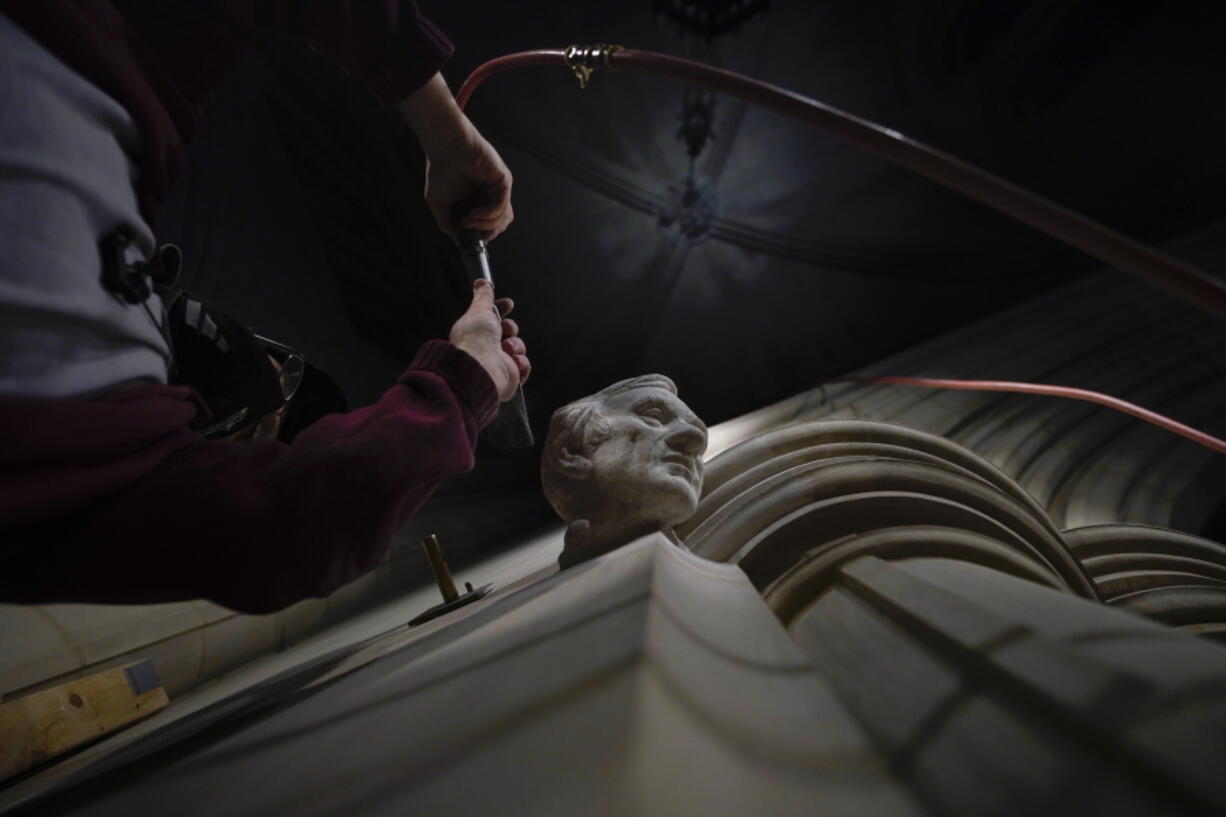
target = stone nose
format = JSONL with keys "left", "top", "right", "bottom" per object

{"left": 666, "top": 423, "right": 707, "bottom": 457}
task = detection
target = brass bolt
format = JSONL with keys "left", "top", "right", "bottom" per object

{"left": 421, "top": 534, "right": 459, "bottom": 603}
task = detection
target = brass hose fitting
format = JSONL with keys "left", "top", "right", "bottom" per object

{"left": 563, "top": 44, "right": 623, "bottom": 89}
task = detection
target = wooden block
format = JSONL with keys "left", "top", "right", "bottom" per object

{"left": 0, "top": 659, "right": 168, "bottom": 781}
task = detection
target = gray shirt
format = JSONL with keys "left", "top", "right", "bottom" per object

{"left": 0, "top": 12, "right": 171, "bottom": 398}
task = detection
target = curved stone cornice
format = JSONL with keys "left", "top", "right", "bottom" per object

{"left": 1065, "top": 524, "right": 1226, "bottom": 641}
{"left": 681, "top": 419, "right": 1097, "bottom": 602}
{"left": 763, "top": 524, "right": 1066, "bottom": 624}
{"left": 693, "top": 420, "right": 1061, "bottom": 525}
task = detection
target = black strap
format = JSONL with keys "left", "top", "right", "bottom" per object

{"left": 99, "top": 226, "right": 181, "bottom": 304}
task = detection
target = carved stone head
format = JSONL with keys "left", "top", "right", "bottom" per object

{"left": 542, "top": 374, "right": 708, "bottom": 566}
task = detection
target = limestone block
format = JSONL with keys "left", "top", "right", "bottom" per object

{"left": 39, "top": 602, "right": 206, "bottom": 668}
{"left": 790, "top": 556, "right": 1226, "bottom": 815}
{"left": 790, "top": 586, "right": 963, "bottom": 753}
{"left": 24, "top": 537, "right": 921, "bottom": 817}
{"left": 0, "top": 606, "right": 76, "bottom": 697}
{"left": 278, "top": 596, "right": 329, "bottom": 646}
{"left": 199, "top": 612, "right": 280, "bottom": 682}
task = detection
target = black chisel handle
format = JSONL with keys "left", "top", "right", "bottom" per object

{"left": 453, "top": 204, "right": 533, "bottom": 450}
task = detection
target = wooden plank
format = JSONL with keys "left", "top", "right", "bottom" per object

{"left": 0, "top": 660, "right": 168, "bottom": 781}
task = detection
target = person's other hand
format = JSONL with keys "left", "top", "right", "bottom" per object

{"left": 449, "top": 279, "right": 530, "bottom": 401}
{"left": 399, "top": 74, "right": 513, "bottom": 242}
{"left": 424, "top": 125, "right": 512, "bottom": 242}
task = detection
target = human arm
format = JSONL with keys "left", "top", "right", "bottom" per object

{"left": 207, "top": 2, "right": 515, "bottom": 241}
{"left": 0, "top": 341, "right": 491, "bottom": 614}
{"left": 397, "top": 73, "right": 515, "bottom": 242}
{"left": 0, "top": 286, "right": 530, "bottom": 614}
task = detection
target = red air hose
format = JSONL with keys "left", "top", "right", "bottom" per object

{"left": 834, "top": 377, "right": 1226, "bottom": 455}
{"left": 457, "top": 48, "right": 1226, "bottom": 456}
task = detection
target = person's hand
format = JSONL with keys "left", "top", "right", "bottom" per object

{"left": 449, "top": 279, "right": 530, "bottom": 401}
{"left": 399, "top": 73, "right": 513, "bottom": 242}
{"left": 423, "top": 125, "right": 512, "bottom": 243}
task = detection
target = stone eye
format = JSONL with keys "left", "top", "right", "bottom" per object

{"left": 637, "top": 405, "right": 667, "bottom": 424}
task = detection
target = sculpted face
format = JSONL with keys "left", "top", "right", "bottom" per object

{"left": 542, "top": 375, "right": 709, "bottom": 566}
{"left": 585, "top": 385, "right": 708, "bottom": 528}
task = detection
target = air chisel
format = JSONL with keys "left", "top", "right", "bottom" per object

{"left": 453, "top": 205, "right": 534, "bottom": 451}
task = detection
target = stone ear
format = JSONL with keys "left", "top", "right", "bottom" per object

{"left": 557, "top": 447, "right": 592, "bottom": 480}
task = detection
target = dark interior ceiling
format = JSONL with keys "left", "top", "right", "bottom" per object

{"left": 156, "top": 0, "right": 1226, "bottom": 552}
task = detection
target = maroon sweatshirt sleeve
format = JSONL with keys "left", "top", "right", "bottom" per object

{"left": 0, "top": 341, "right": 498, "bottom": 614}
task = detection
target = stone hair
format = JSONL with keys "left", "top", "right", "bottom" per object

{"left": 541, "top": 374, "right": 678, "bottom": 520}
